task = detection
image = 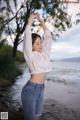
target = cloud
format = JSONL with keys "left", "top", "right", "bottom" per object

{"left": 51, "top": 23, "right": 80, "bottom": 59}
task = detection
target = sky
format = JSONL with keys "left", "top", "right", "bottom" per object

{"left": 51, "top": 23, "right": 80, "bottom": 59}
{"left": 50, "top": 3, "right": 80, "bottom": 59}
{"left": 6, "top": 2, "right": 80, "bottom": 59}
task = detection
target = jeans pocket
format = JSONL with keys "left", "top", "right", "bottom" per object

{"left": 23, "top": 83, "right": 36, "bottom": 96}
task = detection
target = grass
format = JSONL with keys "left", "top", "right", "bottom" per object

{"left": 0, "top": 43, "right": 25, "bottom": 87}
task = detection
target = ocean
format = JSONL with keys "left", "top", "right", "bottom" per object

{"left": 47, "top": 61, "right": 80, "bottom": 86}
{"left": 7, "top": 61, "right": 80, "bottom": 110}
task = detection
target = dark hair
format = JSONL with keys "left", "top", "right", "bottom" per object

{"left": 32, "top": 33, "right": 41, "bottom": 45}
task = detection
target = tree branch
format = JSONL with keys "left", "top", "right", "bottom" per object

{"left": 0, "top": 0, "right": 25, "bottom": 31}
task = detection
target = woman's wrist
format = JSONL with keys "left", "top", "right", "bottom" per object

{"left": 27, "top": 13, "right": 35, "bottom": 26}
{"left": 38, "top": 18, "right": 47, "bottom": 30}
{"left": 27, "top": 18, "right": 32, "bottom": 26}
{"left": 41, "top": 22, "right": 47, "bottom": 30}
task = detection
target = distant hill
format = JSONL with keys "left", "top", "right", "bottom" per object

{"left": 61, "top": 57, "right": 80, "bottom": 62}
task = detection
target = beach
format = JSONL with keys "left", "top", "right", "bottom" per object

{"left": 0, "top": 62, "right": 80, "bottom": 120}
{"left": 40, "top": 80, "right": 80, "bottom": 120}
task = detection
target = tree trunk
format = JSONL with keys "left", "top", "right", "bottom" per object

{"left": 12, "top": 38, "right": 19, "bottom": 59}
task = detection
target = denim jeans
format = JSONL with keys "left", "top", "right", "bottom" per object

{"left": 21, "top": 80, "right": 45, "bottom": 120}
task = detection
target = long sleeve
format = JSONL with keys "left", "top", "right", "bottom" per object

{"left": 23, "top": 24, "right": 33, "bottom": 63}
{"left": 23, "top": 25, "right": 52, "bottom": 74}
{"left": 42, "top": 28, "right": 53, "bottom": 54}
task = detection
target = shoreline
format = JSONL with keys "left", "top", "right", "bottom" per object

{"left": 40, "top": 98, "right": 80, "bottom": 120}
{"left": 0, "top": 62, "right": 80, "bottom": 120}
{"left": 0, "top": 80, "right": 80, "bottom": 120}
{"left": 44, "top": 80, "right": 80, "bottom": 111}
{"left": 40, "top": 79, "right": 80, "bottom": 120}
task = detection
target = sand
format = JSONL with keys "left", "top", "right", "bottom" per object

{"left": 39, "top": 80, "right": 80, "bottom": 120}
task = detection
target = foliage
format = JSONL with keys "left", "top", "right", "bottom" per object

{"left": 76, "top": 12, "right": 80, "bottom": 24}
{"left": 0, "top": 0, "right": 71, "bottom": 58}
{"left": 0, "top": 43, "right": 24, "bottom": 86}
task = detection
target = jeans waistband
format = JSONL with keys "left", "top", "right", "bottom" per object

{"left": 27, "top": 80, "right": 44, "bottom": 87}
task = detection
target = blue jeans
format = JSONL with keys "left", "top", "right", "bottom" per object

{"left": 21, "top": 80, "right": 45, "bottom": 120}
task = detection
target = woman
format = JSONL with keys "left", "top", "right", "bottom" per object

{"left": 21, "top": 13, "right": 53, "bottom": 120}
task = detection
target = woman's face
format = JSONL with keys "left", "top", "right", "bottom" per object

{"left": 32, "top": 37, "right": 43, "bottom": 52}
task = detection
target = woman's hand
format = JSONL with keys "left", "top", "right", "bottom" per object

{"left": 28, "top": 13, "right": 47, "bottom": 29}
{"left": 36, "top": 13, "right": 47, "bottom": 30}
{"left": 28, "top": 13, "right": 37, "bottom": 26}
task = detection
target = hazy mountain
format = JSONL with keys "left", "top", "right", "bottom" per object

{"left": 60, "top": 57, "right": 80, "bottom": 62}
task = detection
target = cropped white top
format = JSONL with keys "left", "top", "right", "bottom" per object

{"left": 23, "top": 25, "right": 53, "bottom": 74}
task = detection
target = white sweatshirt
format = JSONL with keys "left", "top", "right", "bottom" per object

{"left": 23, "top": 25, "right": 53, "bottom": 74}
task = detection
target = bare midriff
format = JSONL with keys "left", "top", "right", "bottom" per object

{"left": 30, "top": 73, "right": 46, "bottom": 84}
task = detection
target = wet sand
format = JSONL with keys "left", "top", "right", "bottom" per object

{"left": 0, "top": 77, "right": 80, "bottom": 120}
{"left": 40, "top": 80, "right": 80, "bottom": 120}
{"left": 41, "top": 99, "right": 80, "bottom": 120}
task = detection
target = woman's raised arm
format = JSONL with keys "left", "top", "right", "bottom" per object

{"left": 23, "top": 13, "right": 36, "bottom": 62}
{"left": 36, "top": 15, "right": 53, "bottom": 53}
